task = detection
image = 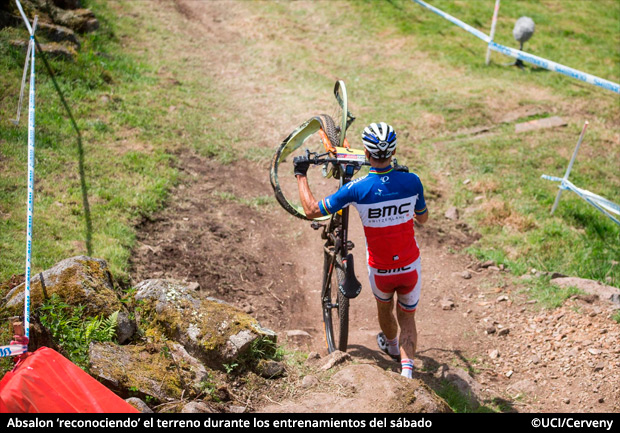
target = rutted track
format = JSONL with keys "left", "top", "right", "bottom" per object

{"left": 128, "top": 0, "right": 620, "bottom": 413}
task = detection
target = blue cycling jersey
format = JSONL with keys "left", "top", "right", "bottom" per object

{"left": 318, "top": 165, "right": 427, "bottom": 269}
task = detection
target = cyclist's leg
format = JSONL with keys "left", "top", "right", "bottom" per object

{"left": 369, "top": 266, "right": 399, "bottom": 357}
{"left": 394, "top": 258, "right": 421, "bottom": 377}
{"left": 376, "top": 299, "right": 398, "bottom": 339}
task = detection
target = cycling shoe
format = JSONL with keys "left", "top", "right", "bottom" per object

{"left": 376, "top": 332, "right": 401, "bottom": 362}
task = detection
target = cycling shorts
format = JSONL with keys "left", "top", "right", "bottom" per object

{"left": 368, "top": 257, "right": 421, "bottom": 313}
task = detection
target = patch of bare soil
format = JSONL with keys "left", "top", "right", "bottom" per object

{"left": 128, "top": 0, "right": 619, "bottom": 413}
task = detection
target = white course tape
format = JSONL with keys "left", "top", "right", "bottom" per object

{"left": 1, "top": 0, "right": 37, "bottom": 358}
{"left": 489, "top": 42, "right": 620, "bottom": 94}
{"left": 0, "top": 344, "right": 28, "bottom": 358}
{"left": 542, "top": 175, "right": 620, "bottom": 226}
{"left": 412, "top": 0, "right": 620, "bottom": 94}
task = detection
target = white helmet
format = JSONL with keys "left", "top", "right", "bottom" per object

{"left": 361, "top": 122, "right": 397, "bottom": 159}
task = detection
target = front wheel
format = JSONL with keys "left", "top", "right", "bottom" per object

{"left": 322, "top": 249, "right": 349, "bottom": 353}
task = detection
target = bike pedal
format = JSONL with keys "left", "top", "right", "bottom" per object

{"left": 346, "top": 240, "right": 355, "bottom": 250}
{"left": 310, "top": 221, "right": 323, "bottom": 230}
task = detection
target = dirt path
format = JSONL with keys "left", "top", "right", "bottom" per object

{"left": 129, "top": 0, "right": 619, "bottom": 413}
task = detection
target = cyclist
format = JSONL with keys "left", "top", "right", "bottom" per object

{"left": 293, "top": 122, "right": 428, "bottom": 379}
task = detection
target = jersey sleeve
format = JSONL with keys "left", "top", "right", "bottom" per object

{"left": 318, "top": 185, "right": 356, "bottom": 216}
{"left": 414, "top": 176, "right": 427, "bottom": 215}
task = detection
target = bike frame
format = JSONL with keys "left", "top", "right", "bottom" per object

{"left": 318, "top": 162, "right": 358, "bottom": 329}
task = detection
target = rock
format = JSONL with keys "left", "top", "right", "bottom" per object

{"left": 89, "top": 342, "right": 209, "bottom": 402}
{"left": 37, "top": 22, "right": 80, "bottom": 48}
{"left": 480, "top": 260, "right": 495, "bottom": 268}
{"left": 489, "top": 349, "right": 499, "bottom": 359}
{"left": 593, "top": 362, "right": 605, "bottom": 372}
{"left": 116, "top": 311, "right": 137, "bottom": 344}
{"left": 301, "top": 375, "right": 318, "bottom": 388}
{"left": 488, "top": 266, "right": 501, "bottom": 272}
{"left": 305, "top": 352, "right": 321, "bottom": 366}
{"left": 125, "top": 397, "right": 152, "bottom": 413}
{"left": 50, "top": 7, "right": 99, "bottom": 33}
{"left": 444, "top": 207, "right": 459, "bottom": 221}
{"left": 461, "top": 271, "right": 472, "bottom": 280}
{"left": 441, "top": 299, "right": 455, "bottom": 310}
{"left": 228, "top": 405, "right": 246, "bottom": 414}
{"left": 435, "top": 365, "right": 485, "bottom": 409}
{"left": 507, "top": 379, "right": 538, "bottom": 396}
{"left": 588, "top": 348, "right": 602, "bottom": 355}
{"left": 551, "top": 277, "right": 620, "bottom": 306}
{"left": 259, "top": 364, "right": 451, "bottom": 413}
{"left": 3, "top": 256, "right": 123, "bottom": 317}
{"left": 52, "top": 0, "right": 83, "bottom": 9}
{"left": 506, "top": 370, "right": 514, "bottom": 378}
{"left": 186, "top": 281, "right": 200, "bottom": 291}
{"left": 496, "top": 295, "right": 509, "bottom": 303}
{"left": 575, "top": 294, "right": 599, "bottom": 304}
{"left": 256, "top": 360, "right": 286, "bottom": 378}
{"left": 498, "top": 328, "right": 510, "bottom": 336}
{"left": 181, "top": 402, "right": 215, "bottom": 413}
{"left": 133, "top": 279, "right": 275, "bottom": 370}
{"left": 10, "top": 40, "right": 77, "bottom": 61}
{"left": 319, "top": 351, "right": 351, "bottom": 371}
{"left": 515, "top": 116, "right": 567, "bottom": 133}
{"left": 486, "top": 327, "right": 496, "bottom": 335}
{"left": 530, "top": 355, "right": 541, "bottom": 365}
{"left": 563, "top": 398, "right": 570, "bottom": 404}
{"left": 284, "top": 329, "right": 312, "bottom": 344}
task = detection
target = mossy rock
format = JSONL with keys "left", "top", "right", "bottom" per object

{"left": 134, "top": 279, "right": 276, "bottom": 370}
{"left": 3, "top": 256, "right": 123, "bottom": 318}
{"left": 89, "top": 341, "right": 210, "bottom": 404}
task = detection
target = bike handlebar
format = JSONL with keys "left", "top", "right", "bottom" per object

{"left": 305, "top": 150, "right": 409, "bottom": 173}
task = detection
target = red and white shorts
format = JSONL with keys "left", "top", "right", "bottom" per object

{"left": 368, "top": 257, "right": 421, "bottom": 313}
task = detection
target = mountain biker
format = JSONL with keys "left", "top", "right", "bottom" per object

{"left": 293, "top": 122, "right": 428, "bottom": 379}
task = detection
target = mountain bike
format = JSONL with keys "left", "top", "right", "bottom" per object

{"left": 304, "top": 148, "right": 367, "bottom": 352}
{"left": 270, "top": 81, "right": 362, "bottom": 352}
{"left": 270, "top": 81, "right": 407, "bottom": 353}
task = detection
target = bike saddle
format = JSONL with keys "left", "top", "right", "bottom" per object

{"left": 339, "top": 253, "right": 362, "bottom": 299}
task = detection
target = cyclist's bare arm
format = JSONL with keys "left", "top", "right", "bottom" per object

{"left": 415, "top": 211, "right": 429, "bottom": 224}
{"left": 296, "top": 175, "right": 323, "bottom": 219}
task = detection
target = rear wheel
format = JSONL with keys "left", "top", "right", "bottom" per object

{"left": 322, "top": 248, "right": 349, "bottom": 353}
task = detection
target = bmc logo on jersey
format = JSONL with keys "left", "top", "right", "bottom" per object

{"left": 368, "top": 202, "right": 411, "bottom": 219}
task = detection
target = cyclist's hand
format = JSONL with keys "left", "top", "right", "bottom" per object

{"left": 293, "top": 155, "right": 310, "bottom": 177}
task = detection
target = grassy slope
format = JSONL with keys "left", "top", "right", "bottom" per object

{"left": 345, "top": 0, "right": 620, "bottom": 285}
{"left": 0, "top": 0, "right": 618, "bottom": 291}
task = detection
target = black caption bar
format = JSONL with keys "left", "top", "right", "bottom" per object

{"left": 1, "top": 413, "right": 619, "bottom": 432}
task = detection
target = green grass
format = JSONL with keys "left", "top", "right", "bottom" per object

{"left": 342, "top": 0, "right": 620, "bottom": 287}
{"left": 522, "top": 275, "right": 584, "bottom": 309}
{"left": 356, "top": 0, "right": 620, "bottom": 92}
{"left": 1, "top": 0, "right": 618, "bottom": 297}
{"left": 0, "top": 0, "right": 230, "bottom": 283}
{"left": 435, "top": 380, "right": 507, "bottom": 413}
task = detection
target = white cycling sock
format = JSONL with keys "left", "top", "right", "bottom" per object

{"left": 401, "top": 358, "right": 414, "bottom": 379}
{"left": 386, "top": 336, "right": 399, "bottom": 357}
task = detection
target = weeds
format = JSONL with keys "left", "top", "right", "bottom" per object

{"left": 38, "top": 294, "right": 118, "bottom": 370}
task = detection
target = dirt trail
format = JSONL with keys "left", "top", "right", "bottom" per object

{"left": 130, "top": 0, "right": 619, "bottom": 413}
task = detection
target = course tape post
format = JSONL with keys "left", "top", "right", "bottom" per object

{"left": 542, "top": 175, "right": 620, "bottom": 226}
{"left": 1, "top": 0, "right": 38, "bottom": 358}
{"left": 412, "top": 0, "right": 620, "bottom": 94}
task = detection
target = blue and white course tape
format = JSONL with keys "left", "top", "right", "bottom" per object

{"left": 542, "top": 175, "right": 620, "bottom": 226}
{"left": 412, "top": 0, "right": 620, "bottom": 94}
{"left": 0, "top": 0, "right": 36, "bottom": 359}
